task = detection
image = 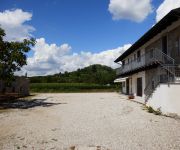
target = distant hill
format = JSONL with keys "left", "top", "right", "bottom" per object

{"left": 29, "top": 64, "right": 116, "bottom": 84}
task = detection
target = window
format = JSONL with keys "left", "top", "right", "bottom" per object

{"left": 12, "top": 87, "right": 15, "bottom": 93}
{"left": 2, "top": 88, "right": 6, "bottom": 93}
{"left": 122, "top": 82, "right": 125, "bottom": 87}
{"left": 174, "top": 37, "right": 180, "bottom": 56}
{"left": 152, "top": 80, "right": 155, "bottom": 89}
{"left": 122, "top": 60, "right": 125, "bottom": 67}
{"left": 160, "top": 74, "right": 168, "bottom": 83}
{"left": 178, "top": 37, "right": 180, "bottom": 56}
{"left": 137, "top": 50, "right": 141, "bottom": 62}
{"left": 162, "top": 36, "right": 167, "bottom": 54}
{"left": 134, "top": 54, "right": 136, "bottom": 61}
{"left": 150, "top": 49, "right": 154, "bottom": 58}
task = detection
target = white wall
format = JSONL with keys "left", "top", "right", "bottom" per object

{"left": 147, "top": 84, "right": 180, "bottom": 116}
{"left": 127, "top": 71, "right": 146, "bottom": 103}
{"left": 122, "top": 81, "right": 126, "bottom": 94}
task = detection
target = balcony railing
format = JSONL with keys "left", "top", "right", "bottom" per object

{"left": 116, "top": 49, "right": 174, "bottom": 76}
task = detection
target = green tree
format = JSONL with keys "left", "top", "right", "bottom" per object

{"left": 29, "top": 64, "right": 116, "bottom": 85}
{"left": 0, "top": 27, "right": 36, "bottom": 84}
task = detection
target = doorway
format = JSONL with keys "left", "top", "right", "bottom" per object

{"left": 162, "top": 36, "right": 168, "bottom": 54}
{"left": 137, "top": 77, "right": 143, "bottom": 97}
{"left": 126, "top": 78, "right": 129, "bottom": 95}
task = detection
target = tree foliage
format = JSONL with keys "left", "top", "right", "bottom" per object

{"left": 30, "top": 64, "right": 116, "bottom": 85}
{"left": 0, "top": 27, "right": 35, "bottom": 83}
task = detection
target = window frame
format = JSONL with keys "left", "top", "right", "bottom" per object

{"left": 137, "top": 50, "right": 141, "bottom": 62}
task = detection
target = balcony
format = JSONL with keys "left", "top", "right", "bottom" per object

{"left": 116, "top": 58, "right": 145, "bottom": 76}
{"left": 116, "top": 49, "right": 174, "bottom": 76}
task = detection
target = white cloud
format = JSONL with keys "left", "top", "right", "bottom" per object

{"left": 0, "top": 9, "right": 35, "bottom": 41}
{"left": 108, "top": 0, "right": 153, "bottom": 22}
{"left": 1, "top": 8, "right": 130, "bottom": 76}
{"left": 19, "top": 38, "right": 131, "bottom": 76}
{"left": 156, "top": 0, "right": 180, "bottom": 22}
{"left": 21, "top": 38, "right": 72, "bottom": 76}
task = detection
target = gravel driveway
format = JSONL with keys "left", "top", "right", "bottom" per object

{"left": 0, "top": 93, "right": 180, "bottom": 150}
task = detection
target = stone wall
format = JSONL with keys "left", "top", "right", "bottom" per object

{"left": 0, "top": 77, "right": 29, "bottom": 96}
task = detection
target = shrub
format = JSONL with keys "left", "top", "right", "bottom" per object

{"left": 145, "top": 106, "right": 162, "bottom": 115}
{"left": 147, "top": 106, "right": 154, "bottom": 113}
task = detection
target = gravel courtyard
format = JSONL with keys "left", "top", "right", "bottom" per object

{"left": 0, "top": 93, "right": 180, "bottom": 150}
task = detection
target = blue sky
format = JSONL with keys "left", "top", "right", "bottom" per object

{"left": 1, "top": 0, "right": 161, "bottom": 52}
{"left": 0, "top": 0, "right": 179, "bottom": 76}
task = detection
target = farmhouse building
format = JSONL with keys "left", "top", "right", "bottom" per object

{"left": 115, "top": 8, "right": 180, "bottom": 115}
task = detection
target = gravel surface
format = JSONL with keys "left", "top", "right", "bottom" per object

{"left": 0, "top": 93, "right": 180, "bottom": 150}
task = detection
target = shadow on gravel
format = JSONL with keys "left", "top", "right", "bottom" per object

{"left": 0, "top": 98, "right": 66, "bottom": 109}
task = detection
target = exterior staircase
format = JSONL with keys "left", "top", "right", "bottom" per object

{"left": 144, "top": 50, "right": 180, "bottom": 101}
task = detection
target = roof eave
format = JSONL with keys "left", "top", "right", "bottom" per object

{"left": 114, "top": 8, "right": 180, "bottom": 63}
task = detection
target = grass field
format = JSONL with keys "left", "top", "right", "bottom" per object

{"left": 30, "top": 83, "right": 120, "bottom": 93}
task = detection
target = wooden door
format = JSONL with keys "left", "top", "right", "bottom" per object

{"left": 126, "top": 78, "right": 129, "bottom": 95}
{"left": 137, "top": 77, "right": 142, "bottom": 97}
{"left": 162, "top": 36, "right": 167, "bottom": 54}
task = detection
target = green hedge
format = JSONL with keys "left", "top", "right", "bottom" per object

{"left": 30, "top": 83, "right": 119, "bottom": 93}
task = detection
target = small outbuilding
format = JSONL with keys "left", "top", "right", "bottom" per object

{"left": 0, "top": 77, "right": 29, "bottom": 99}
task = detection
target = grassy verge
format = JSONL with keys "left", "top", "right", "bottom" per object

{"left": 30, "top": 83, "right": 120, "bottom": 93}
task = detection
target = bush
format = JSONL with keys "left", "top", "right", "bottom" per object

{"left": 147, "top": 106, "right": 154, "bottom": 113}
{"left": 146, "top": 106, "right": 162, "bottom": 115}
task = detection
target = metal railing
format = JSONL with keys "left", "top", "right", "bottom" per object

{"left": 116, "top": 48, "right": 177, "bottom": 101}
{"left": 144, "top": 51, "right": 177, "bottom": 101}
{"left": 116, "top": 53, "right": 146, "bottom": 75}
{"left": 144, "top": 73, "right": 174, "bottom": 101}
{"left": 116, "top": 49, "right": 175, "bottom": 76}
{"left": 144, "top": 74, "right": 160, "bottom": 101}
